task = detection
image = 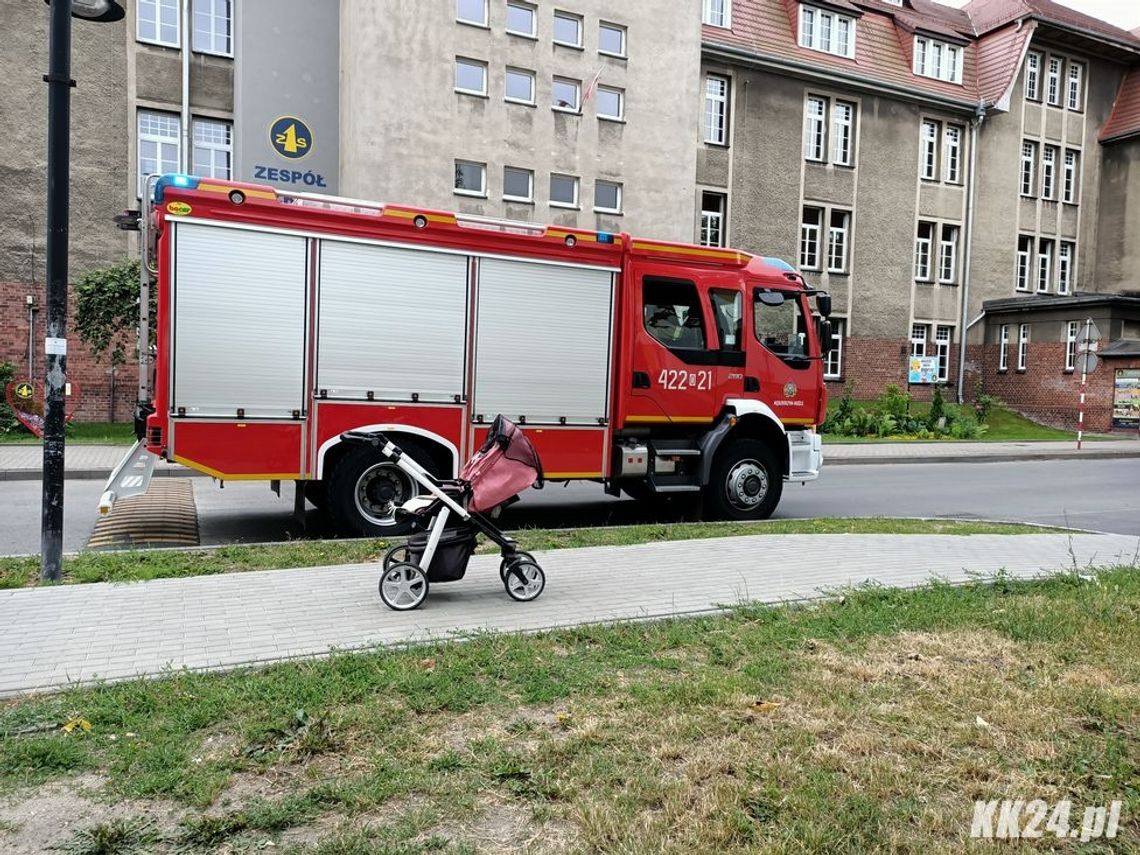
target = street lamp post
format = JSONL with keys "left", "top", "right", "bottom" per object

{"left": 40, "top": 0, "right": 125, "bottom": 582}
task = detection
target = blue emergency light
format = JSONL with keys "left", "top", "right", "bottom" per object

{"left": 153, "top": 174, "right": 201, "bottom": 202}
{"left": 596, "top": 232, "right": 615, "bottom": 244}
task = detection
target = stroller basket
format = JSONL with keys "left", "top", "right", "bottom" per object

{"left": 406, "top": 528, "right": 477, "bottom": 582}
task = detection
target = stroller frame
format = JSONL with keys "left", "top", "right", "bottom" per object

{"left": 341, "top": 429, "right": 546, "bottom": 610}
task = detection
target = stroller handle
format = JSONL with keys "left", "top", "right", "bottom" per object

{"left": 340, "top": 430, "right": 397, "bottom": 456}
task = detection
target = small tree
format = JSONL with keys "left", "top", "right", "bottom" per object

{"left": 74, "top": 259, "right": 155, "bottom": 366}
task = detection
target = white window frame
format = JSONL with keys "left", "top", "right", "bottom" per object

{"left": 915, "top": 221, "right": 933, "bottom": 282}
{"left": 1016, "top": 236, "right": 1032, "bottom": 291}
{"left": 703, "top": 0, "right": 731, "bottom": 28}
{"left": 1063, "top": 149, "right": 1079, "bottom": 204}
{"left": 192, "top": 0, "right": 232, "bottom": 57}
{"left": 914, "top": 36, "right": 962, "bottom": 83}
{"left": 803, "top": 95, "right": 826, "bottom": 162}
{"left": 938, "top": 225, "right": 958, "bottom": 284}
{"left": 832, "top": 100, "right": 854, "bottom": 166}
{"left": 191, "top": 117, "right": 231, "bottom": 180}
{"left": 800, "top": 207, "right": 822, "bottom": 270}
{"left": 1058, "top": 242, "right": 1074, "bottom": 295}
{"left": 699, "top": 192, "right": 727, "bottom": 248}
{"left": 596, "top": 86, "right": 625, "bottom": 121}
{"left": 1065, "top": 320, "right": 1079, "bottom": 370}
{"left": 1018, "top": 323, "right": 1030, "bottom": 370}
{"left": 999, "top": 325, "right": 1010, "bottom": 371}
{"left": 137, "top": 110, "right": 181, "bottom": 198}
{"left": 454, "top": 57, "right": 488, "bottom": 96}
{"left": 1036, "top": 240, "right": 1052, "bottom": 293}
{"left": 935, "top": 325, "right": 953, "bottom": 382}
{"left": 827, "top": 210, "right": 850, "bottom": 273}
{"left": 799, "top": 5, "right": 855, "bottom": 59}
{"left": 1020, "top": 141, "right": 1036, "bottom": 196}
{"left": 920, "top": 120, "right": 939, "bottom": 181}
{"left": 598, "top": 21, "right": 627, "bottom": 57}
{"left": 943, "top": 124, "right": 961, "bottom": 183}
{"left": 137, "top": 0, "right": 180, "bottom": 48}
{"left": 553, "top": 10, "right": 583, "bottom": 48}
{"left": 824, "top": 317, "right": 845, "bottom": 378}
{"left": 704, "top": 75, "right": 729, "bottom": 145}
{"left": 505, "top": 67, "right": 536, "bottom": 105}
{"left": 506, "top": 2, "right": 537, "bottom": 38}
{"left": 1067, "top": 61, "right": 1084, "bottom": 111}
{"left": 1046, "top": 56, "right": 1062, "bottom": 106}
{"left": 1041, "top": 145, "right": 1056, "bottom": 200}
{"left": 456, "top": 0, "right": 489, "bottom": 27}
{"left": 549, "top": 173, "right": 580, "bottom": 209}
{"left": 594, "top": 180, "right": 623, "bottom": 214}
{"left": 911, "top": 324, "right": 929, "bottom": 358}
{"left": 1025, "top": 51, "right": 1041, "bottom": 100}
{"left": 552, "top": 76, "right": 581, "bottom": 113}
{"left": 502, "top": 166, "right": 534, "bottom": 203}
{"left": 453, "top": 159, "right": 487, "bottom": 197}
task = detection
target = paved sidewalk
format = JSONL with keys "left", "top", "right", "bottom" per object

{"left": 2, "top": 532, "right": 1137, "bottom": 697}
{"left": 1, "top": 436, "right": 1138, "bottom": 480}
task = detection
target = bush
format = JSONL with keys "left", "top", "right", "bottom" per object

{"left": 973, "top": 392, "right": 999, "bottom": 424}
{"left": 876, "top": 384, "right": 911, "bottom": 421}
{"left": 949, "top": 412, "right": 987, "bottom": 439}
{"left": 927, "top": 385, "right": 946, "bottom": 431}
{"left": 0, "top": 361, "right": 30, "bottom": 437}
{"left": 821, "top": 382, "right": 855, "bottom": 434}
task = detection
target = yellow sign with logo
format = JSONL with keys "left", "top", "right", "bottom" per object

{"left": 15, "top": 382, "right": 33, "bottom": 400}
{"left": 167, "top": 201, "right": 192, "bottom": 216}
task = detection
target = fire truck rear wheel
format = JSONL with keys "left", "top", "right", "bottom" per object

{"left": 328, "top": 441, "right": 436, "bottom": 537}
{"left": 706, "top": 438, "right": 782, "bottom": 521}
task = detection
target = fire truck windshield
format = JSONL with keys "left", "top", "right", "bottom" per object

{"left": 753, "top": 288, "right": 810, "bottom": 360}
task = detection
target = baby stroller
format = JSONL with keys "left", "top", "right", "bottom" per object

{"left": 340, "top": 416, "right": 546, "bottom": 611}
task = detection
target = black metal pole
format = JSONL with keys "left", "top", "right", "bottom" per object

{"left": 41, "top": 0, "right": 72, "bottom": 582}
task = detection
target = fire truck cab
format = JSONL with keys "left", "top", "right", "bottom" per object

{"left": 105, "top": 175, "right": 832, "bottom": 535}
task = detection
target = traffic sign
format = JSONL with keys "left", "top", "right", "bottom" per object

{"left": 1077, "top": 320, "right": 1101, "bottom": 346}
{"left": 1077, "top": 351, "right": 1099, "bottom": 374}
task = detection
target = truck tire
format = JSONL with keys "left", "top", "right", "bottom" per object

{"left": 327, "top": 440, "right": 437, "bottom": 537}
{"left": 705, "top": 438, "right": 783, "bottom": 521}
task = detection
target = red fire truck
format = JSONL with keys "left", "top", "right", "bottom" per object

{"left": 103, "top": 175, "right": 833, "bottom": 535}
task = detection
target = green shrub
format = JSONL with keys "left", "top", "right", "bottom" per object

{"left": 0, "top": 362, "right": 30, "bottom": 437}
{"left": 973, "top": 392, "right": 999, "bottom": 424}
{"left": 876, "top": 384, "right": 911, "bottom": 421}
{"left": 949, "top": 413, "right": 987, "bottom": 439}
{"left": 927, "top": 385, "right": 946, "bottom": 431}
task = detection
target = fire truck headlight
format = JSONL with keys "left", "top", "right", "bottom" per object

{"left": 229, "top": 190, "right": 246, "bottom": 205}
{"left": 564, "top": 235, "right": 577, "bottom": 248}
{"left": 413, "top": 215, "right": 428, "bottom": 229}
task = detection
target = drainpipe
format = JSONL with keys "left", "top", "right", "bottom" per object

{"left": 180, "top": 0, "right": 191, "bottom": 172}
{"left": 956, "top": 101, "right": 987, "bottom": 403}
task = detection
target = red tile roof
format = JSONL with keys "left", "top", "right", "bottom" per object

{"left": 1101, "top": 67, "right": 1140, "bottom": 142}
{"left": 964, "top": 0, "right": 1140, "bottom": 46}
{"left": 975, "top": 19, "right": 1034, "bottom": 104}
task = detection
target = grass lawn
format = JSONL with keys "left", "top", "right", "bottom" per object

{"left": 0, "top": 517, "right": 1049, "bottom": 589}
{"left": 0, "top": 568, "right": 1136, "bottom": 853}
{"left": 0, "top": 422, "right": 136, "bottom": 446}
{"left": 823, "top": 402, "right": 1081, "bottom": 444}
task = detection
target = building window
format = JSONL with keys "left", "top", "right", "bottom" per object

{"left": 832, "top": 100, "right": 854, "bottom": 165}
{"left": 550, "top": 173, "right": 579, "bottom": 208}
{"left": 914, "top": 36, "right": 963, "bottom": 83}
{"left": 503, "top": 166, "right": 533, "bottom": 202}
{"left": 1046, "top": 56, "right": 1061, "bottom": 106}
{"left": 1037, "top": 239, "right": 1053, "bottom": 293}
{"left": 192, "top": 0, "right": 231, "bottom": 56}
{"left": 915, "top": 221, "right": 933, "bottom": 281}
{"left": 1025, "top": 51, "right": 1041, "bottom": 100}
{"left": 454, "top": 160, "right": 486, "bottom": 196}
{"left": 599, "top": 22, "right": 626, "bottom": 57}
{"left": 505, "top": 67, "right": 536, "bottom": 104}
{"left": 704, "top": 75, "right": 729, "bottom": 145}
{"left": 138, "top": 0, "right": 179, "bottom": 47}
{"left": 1016, "top": 235, "right": 1032, "bottom": 291}
{"left": 1067, "top": 62, "right": 1084, "bottom": 111}
{"left": 935, "top": 326, "right": 952, "bottom": 381}
{"left": 506, "top": 2, "right": 537, "bottom": 37}
{"left": 911, "top": 324, "right": 928, "bottom": 357}
{"left": 456, "top": 0, "right": 488, "bottom": 27}
{"left": 552, "top": 76, "right": 581, "bottom": 112}
{"left": 1065, "top": 320, "right": 1079, "bottom": 371}
{"left": 999, "top": 325, "right": 1010, "bottom": 371}
{"left": 455, "top": 58, "right": 488, "bottom": 96}
{"left": 594, "top": 180, "right": 622, "bottom": 214}
{"left": 938, "top": 225, "right": 958, "bottom": 284}
{"left": 1020, "top": 141, "right": 1036, "bottom": 196}
{"left": 827, "top": 210, "right": 850, "bottom": 273}
{"left": 191, "top": 118, "right": 231, "bottom": 179}
{"left": 553, "top": 11, "right": 583, "bottom": 47}
{"left": 596, "top": 86, "right": 624, "bottom": 121}
{"left": 1058, "top": 242, "right": 1074, "bottom": 294}
{"left": 1041, "top": 145, "right": 1057, "bottom": 200}
{"left": 825, "top": 318, "right": 845, "bottom": 378}
{"left": 921, "top": 120, "right": 939, "bottom": 180}
{"left": 700, "top": 192, "right": 727, "bottom": 247}
{"left": 138, "top": 111, "right": 180, "bottom": 197}
{"left": 800, "top": 208, "right": 822, "bottom": 270}
{"left": 703, "top": 0, "right": 731, "bottom": 28}
{"left": 1063, "top": 149, "right": 1080, "bottom": 203}
{"left": 799, "top": 5, "right": 856, "bottom": 59}
{"left": 943, "top": 124, "right": 962, "bottom": 183}
{"left": 803, "top": 96, "right": 826, "bottom": 161}
{"left": 1018, "top": 323, "right": 1030, "bottom": 370}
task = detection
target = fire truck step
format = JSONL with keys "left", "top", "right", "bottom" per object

{"left": 86, "top": 479, "right": 200, "bottom": 550}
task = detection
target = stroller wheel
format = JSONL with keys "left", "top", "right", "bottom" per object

{"left": 379, "top": 562, "right": 429, "bottom": 611}
{"left": 503, "top": 559, "right": 545, "bottom": 602}
{"left": 383, "top": 543, "right": 412, "bottom": 571}
{"left": 499, "top": 551, "right": 536, "bottom": 581}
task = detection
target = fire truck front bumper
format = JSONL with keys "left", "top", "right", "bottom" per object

{"left": 787, "top": 429, "right": 822, "bottom": 481}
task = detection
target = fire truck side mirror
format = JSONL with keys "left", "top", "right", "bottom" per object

{"left": 817, "top": 318, "right": 833, "bottom": 358}
{"left": 815, "top": 292, "right": 833, "bottom": 318}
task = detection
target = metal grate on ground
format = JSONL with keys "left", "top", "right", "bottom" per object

{"left": 86, "top": 479, "right": 199, "bottom": 549}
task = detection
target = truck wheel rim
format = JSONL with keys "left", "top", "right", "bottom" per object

{"left": 381, "top": 565, "right": 426, "bottom": 608}
{"left": 725, "top": 459, "right": 768, "bottom": 511}
{"left": 355, "top": 463, "right": 418, "bottom": 527}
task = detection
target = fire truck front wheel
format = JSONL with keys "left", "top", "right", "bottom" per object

{"left": 706, "top": 438, "right": 783, "bottom": 521}
{"left": 328, "top": 442, "right": 435, "bottom": 537}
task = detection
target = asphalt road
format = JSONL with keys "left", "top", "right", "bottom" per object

{"left": 1, "top": 456, "right": 1138, "bottom": 557}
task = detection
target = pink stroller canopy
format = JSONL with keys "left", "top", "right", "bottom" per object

{"left": 461, "top": 416, "right": 544, "bottom": 512}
